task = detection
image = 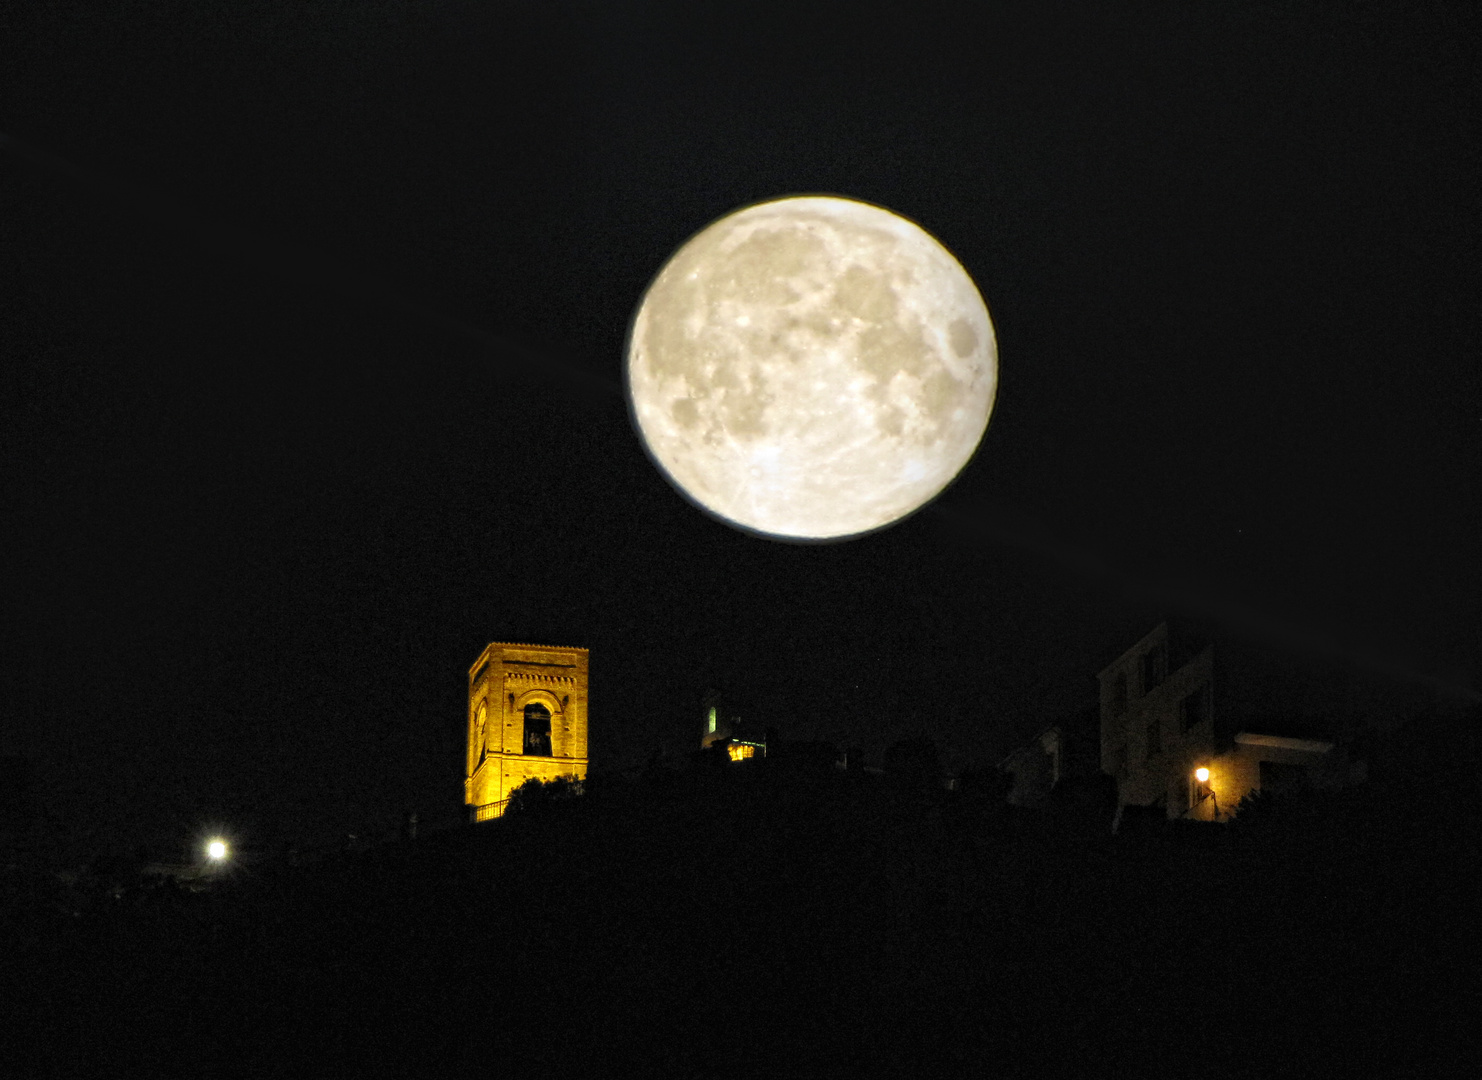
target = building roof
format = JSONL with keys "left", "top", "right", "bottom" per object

{"left": 1234, "top": 732, "right": 1335, "bottom": 755}
{"left": 470, "top": 643, "right": 589, "bottom": 676}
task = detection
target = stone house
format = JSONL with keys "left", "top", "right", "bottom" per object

{"left": 1096, "top": 621, "right": 1415, "bottom": 823}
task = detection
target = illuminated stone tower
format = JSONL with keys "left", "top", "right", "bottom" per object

{"left": 466, "top": 642, "right": 589, "bottom": 821}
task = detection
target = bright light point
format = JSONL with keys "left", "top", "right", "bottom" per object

{"left": 1195, "top": 767, "right": 1210, "bottom": 783}
{"left": 206, "top": 839, "right": 229, "bottom": 861}
{"left": 627, "top": 195, "right": 997, "bottom": 541}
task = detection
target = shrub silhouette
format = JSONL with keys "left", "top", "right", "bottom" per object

{"left": 505, "top": 774, "right": 584, "bottom": 816}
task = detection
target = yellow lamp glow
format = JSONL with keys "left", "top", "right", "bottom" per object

{"left": 206, "top": 839, "right": 229, "bottom": 861}
{"left": 1194, "top": 767, "right": 1210, "bottom": 783}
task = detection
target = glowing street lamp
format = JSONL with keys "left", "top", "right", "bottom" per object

{"left": 1191, "top": 766, "right": 1221, "bottom": 820}
{"left": 206, "top": 838, "right": 229, "bottom": 862}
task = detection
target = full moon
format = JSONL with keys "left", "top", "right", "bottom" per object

{"left": 627, "top": 195, "right": 997, "bottom": 540}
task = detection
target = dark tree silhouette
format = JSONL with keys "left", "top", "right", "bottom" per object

{"left": 504, "top": 774, "right": 584, "bottom": 816}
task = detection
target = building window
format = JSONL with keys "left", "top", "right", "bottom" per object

{"left": 1141, "top": 645, "right": 1165, "bottom": 695}
{"left": 523, "top": 703, "right": 552, "bottom": 756}
{"left": 1141, "top": 647, "right": 1163, "bottom": 694}
{"left": 707, "top": 706, "right": 717, "bottom": 734}
{"left": 475, "top": 701, "right": 488, "bottom": 765}
{"left": 1180, "top": 684, "right": 1210, "bottom": 732}
{"left": 1112, "top": 673, "right": 1128, "bottom": 714}
{"left": 1145, "top": 716, "right": 1161, "bottom": 761}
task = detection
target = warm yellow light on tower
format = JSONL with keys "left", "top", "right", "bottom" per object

{"left": 1194, "top": 767, "right": 1210, "bottom": 783}
{"left": 627, "top": 195, "right": 997, "bottom": 541}
{"left": 206, "top": 839, "right": 229, "bottom": 861}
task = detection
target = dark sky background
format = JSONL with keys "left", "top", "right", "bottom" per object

{"left": 4, "top": 1, "right": 1478, "bottom": 854}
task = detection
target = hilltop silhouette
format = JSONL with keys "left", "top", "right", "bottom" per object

{"left": 7, "top": 706, "right": 1474, "bottom": 1078}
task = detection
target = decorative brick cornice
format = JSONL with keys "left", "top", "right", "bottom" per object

{"left": 469, "top": 643, "right": 588, "bottom": 679}
{"left": 484, "top": 752, "right": 589, "bottom": 764}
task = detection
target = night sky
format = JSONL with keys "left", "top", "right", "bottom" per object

{"left": 5, "top": 2, "right": 1478, "bottom": 854}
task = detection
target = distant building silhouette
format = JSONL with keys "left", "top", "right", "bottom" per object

{"left": 699, "top": 689, "right": 767, "bottom": 762}
{"left": 466, "top": 643, "right": 589, "bottom": 822}
{"left": 1097, "top": 621, "right": 1417, "bottom": 823}
{"left": 998, "top": 709, "right": 1099, "bottom": 807}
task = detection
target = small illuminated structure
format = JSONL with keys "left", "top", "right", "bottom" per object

{"left": 206, "top": 839, "right": 229, "bottom": 861}
{"left": 466, "top": 643, "right": 589, "bottom": 822}
{"left": 701, "top": 690, "right": 767, "bottom": 763}
{"left": 727, "top": 742, "right": 762, "bottom": 762}
{"left": 1194, "top": 767, "right": 1209, "bottom": 783}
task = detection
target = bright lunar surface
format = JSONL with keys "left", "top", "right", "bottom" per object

{"left": 627, "top": 196, "right": 997, "bottom": 540}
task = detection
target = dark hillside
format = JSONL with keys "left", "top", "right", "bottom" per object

{"left": 8, "top": 713, "right": 1475, "bottom": 1077}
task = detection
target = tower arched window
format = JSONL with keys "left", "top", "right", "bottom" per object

{"left": 524, "top": 703, "right": 552, "bottom": 757}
